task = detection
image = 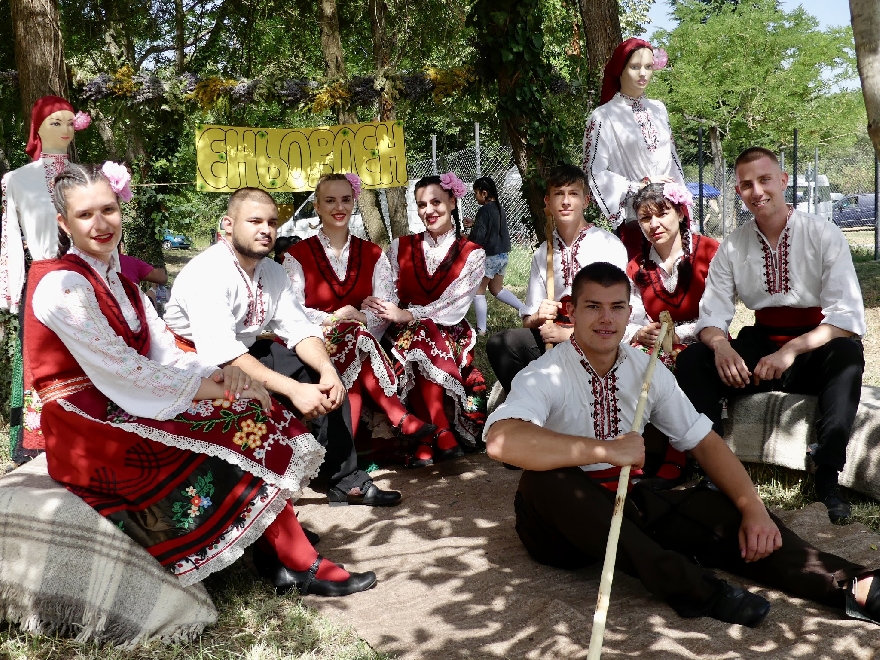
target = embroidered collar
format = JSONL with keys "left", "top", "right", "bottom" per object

{"left": 317, "top": 228, "right": 351, "bottom": 254}
{"left": 616, "top": 92, "right": 646, "bottom": 105}
{"left": 68, "top": 245, "right": 120, "bottom": 283}
{"left": 555, "top": 225, "right": 592, "bottom": 288}
{"left": 40, "top": 153, "right": 69, "bottom": 194}
{"left": 753, "top": 206, "right": 795, "bottom": 296}
{"left": 424, "top": 228, "right": 455, "bottom": 248}
{"left": 570, "top": 338, "right": 626, "bottom": 441}
{"left": 570, "top": 336, "right": 627, "bottom": 373}
{"left": 220, "top": 237, "right": 266, "bottom": 327}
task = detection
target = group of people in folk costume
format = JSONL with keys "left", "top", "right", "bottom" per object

{"left": 1, "top": 34, "right": 878, "bottom": 630}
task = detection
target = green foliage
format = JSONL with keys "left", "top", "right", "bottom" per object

{"left": 651, "top": 0, "right": 864, "bottom": 159}
{"left": 0, "top": 312, "right": 18, "bottom": 424}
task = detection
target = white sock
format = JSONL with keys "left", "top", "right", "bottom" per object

{"left": 495, "top": 288, "right": 524, "bottom": 313}
{"left": 474, "top": 295, "right": 488, "bottom": 332}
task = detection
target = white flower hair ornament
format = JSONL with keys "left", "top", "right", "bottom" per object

{"left": 344, "top": 173, "right": 362, "bottom": 200}
{"left": 439, "top": 172, "right": 467, "bottom": 199}
{"left": 663, "top": 182, "right": 693, "bottom": 210}
{"left": 652, "top": 48, "right": 668, "bottom": 70}
{"left": 102, "top": 161, "right": 133, "bottom": 202}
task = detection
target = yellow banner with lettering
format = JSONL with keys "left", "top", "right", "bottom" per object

{"left": 195, "top": 120, "right": 407, "bottom": 193}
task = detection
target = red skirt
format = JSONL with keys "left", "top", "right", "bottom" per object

{"left": 389, "top": 318, "right": 486, "bottom": 446}
{"left": 323, "top": 320, "right": 401, "bottom": 397}
{"left": 41, "top": 386, "right": 325, "bottom": 586}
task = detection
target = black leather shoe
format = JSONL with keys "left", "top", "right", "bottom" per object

{"left": 395, "top": 412, "right": 437, "bottom": 442}
{"left": 708, "top": 579, "right": 771, "bottom": 627}
{"left": 819, "top": 484, "right": 852, "bottom": 523}
{"left": 434, "top": 429, "right": 464, "bottom": 462}
{"left": 253, "top": 546, "right": 376, "bottom": 597}
{"left": 327, "top": 480, "right": 402, "bottom": 507}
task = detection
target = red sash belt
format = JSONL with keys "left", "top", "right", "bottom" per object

{"left": 169, "top": 327, "right": 197, "bottom": 353}
{"left": 754, "top": 306, "right": 823, "bottom": 347}
{"left": 586, "top": 465, "right": 644, "bottom": 492}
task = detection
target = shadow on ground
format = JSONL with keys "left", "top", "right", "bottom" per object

{"left": 296, "top": 454, "right": 880, "bottom": 660}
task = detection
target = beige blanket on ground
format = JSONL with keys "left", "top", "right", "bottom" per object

{"left": 0, "top": 455, "right": 217, "bottom": 646}
{"left": 299, "top": 454, "right": 880, "bottom": 660}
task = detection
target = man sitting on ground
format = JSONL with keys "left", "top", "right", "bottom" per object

{"left": 487, "top": 165, "right": 627, "bottom": 394}
{"left": 485, "top": 262, "right": 879, "bottom": 627}
{"left": 676, "top": 147, "right": 865, "bottom": 523}
{"left": 165, "top": 187, "right": 400, "bottom": 507}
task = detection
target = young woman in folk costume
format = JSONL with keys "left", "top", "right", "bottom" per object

{"left": 363, "top": 173, "right": 487, "bottom": 468}
{"left": 282, "top": 173, "right": 436, "bottom": 450}
{"left": 627, "top": 182, "right": 719, "bottom": 369}
{"left": 27, "top": 163, "right": 375, "bottom": 597}
{"left": 582, "top": 38, "right": 686, "bottom": 259}
{"left": 1, "top": 96, "right": 91, "bottom": 462}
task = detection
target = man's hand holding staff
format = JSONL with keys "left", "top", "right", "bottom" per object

{"left": 586, "top": 311, "right": 674, "bottom": 660}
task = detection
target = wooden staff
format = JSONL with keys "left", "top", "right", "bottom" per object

{"left": 543, "top": 208, "right": 555, "bottom": 351}
{"left": 586, "top": 310, "right": 673, "bottom": 660}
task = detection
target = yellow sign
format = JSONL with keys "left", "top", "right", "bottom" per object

{"left": 195, "top": 121, "right": 407, "bottom": 193}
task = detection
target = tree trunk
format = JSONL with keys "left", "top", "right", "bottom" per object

{"left": 368, "top": 0, "right": 409, "bottom": 239}
{"left": 174, "top": 0, "right": 186, "bottom": 73}
{"left": 9, "top": 0, "right": 68, "bottom": 119}
{"left": 578, "top": 0, "right": 622, "bottom": 73}
{"left": 851, "top": 0, "right": 880, "bottom": 158}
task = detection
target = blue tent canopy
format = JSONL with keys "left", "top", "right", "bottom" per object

{"left": 686, "top": 182, "right": 722, "bottom": 198}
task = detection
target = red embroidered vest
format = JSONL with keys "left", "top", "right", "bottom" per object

{"left": 627, "top": 234, "right": 719, "bottom": 324}
{"left": 395, "top": 233, "right": 480, "bottom": 307}
{"left": 25, "top": 255, "right": 151, "bottom": 402}
{"left": 286, "top": 236, "right": 383, "bottom": 312}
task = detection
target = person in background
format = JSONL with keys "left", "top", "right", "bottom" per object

{"left": 464, "top": 176, "right": 524, "bottom": 335}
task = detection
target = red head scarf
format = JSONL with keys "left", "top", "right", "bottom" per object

{"left": 26, "top": 96, "right": 75, "bottom": 161}
{"left": 600, "top": 38, "right": 653, "bottom": 105}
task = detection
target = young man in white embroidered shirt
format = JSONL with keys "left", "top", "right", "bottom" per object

{"left": 676, "top": 147, "right": 865, "bottom": 523}
{"left": 165, "top": 187, "right": 401, "bottom": 507}
{"left": 485, "top": 261, "right": 879, "bottom": 627}
{"left": 486, "top": 165, "right": 628, "bottom": 393}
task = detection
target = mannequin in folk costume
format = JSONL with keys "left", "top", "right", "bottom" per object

{"left": 581, "top": 38, "right": 686, "bottom": 260}
{"left": 363, "top": 173, "right": 488, "bottom": 468}
{"left": 0, "top": 96, "right": 91, "bottom": 461}
{"left": 282, "top": 173, "right": 436, "bottom": 456}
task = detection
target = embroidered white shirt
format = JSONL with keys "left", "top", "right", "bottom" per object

{"left": 387, "top": 230, "right": 486, "bottom": 326}
{"left": 581, "top": 94, "right": 685, "bottom": 226}
{"left": 0, "top": 154, "right": 69, "bottom": 312}
{"left": 31, "top": 247, "right": 218, "bottom": 419}
{"left": 521, "top": 225, "right": 629, "bottom": 317}
{"left": 164, "top": 240, "right": 322, "bottom": 366}
{"left": 282, "top": 231, "right": 395, "bottom": 337}
{"left": 484, "top": 340, "right": 712, "bottom": 472}
{"left": 696, "top": 210, "right": 866, "bottom": 337}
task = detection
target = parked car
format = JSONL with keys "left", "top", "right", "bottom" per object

{"left": 161, "top": 229, "right": 192, "bottom": 250}
{"left": 832, "top": 194, "right": 877, "bottom": 229}
{"left": 276, "top": 194, "right": 367, "bottom": 240}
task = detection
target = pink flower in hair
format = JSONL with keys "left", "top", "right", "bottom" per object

{"left": 102, "top": 161, "right": 133, "bottom": 202}
{"left": 344, "top": 173, "right": 362, "bottom": 200}
{"left": 663, "top": 182, "right": 693, "bottom": 209}
{"left": 439, "top": 172, "right": 467, "bottom": 199}
{"left": 73, "top": 111, "right": 92, "bottom": 131}
{"left": 652, "top": 48, "right": 668, "bottom": 71}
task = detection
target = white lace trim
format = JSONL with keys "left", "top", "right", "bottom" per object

{"left": 174, "top": 484, "right": 290, "bottom": 587}
{"left": 56, "top": 399, "right": 326, "bottom": 494}
{"left": 334, "top": 329, "right": 398, "bottom": 397}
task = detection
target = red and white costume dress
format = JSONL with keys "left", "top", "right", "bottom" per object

{"left": 27, "top": 247, "right": 325, "bottom": 586}
{"left": 1, "top": 153, "right": 69, "bottom": 460}
{"left": 283, "top": 232, "right": 402, "bottom": 437}
{"left": 386, "top": 230, "right": 487, "bottom": 446}
{"left": 626, "top": 233, "right": 720, "bottom": 368}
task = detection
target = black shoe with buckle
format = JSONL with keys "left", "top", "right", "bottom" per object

{"left": 327, "top": 479, "right": 402, "bottom": 507}
{"left": 253, "top": 545, "right": 376, "bottom": 597}
{"left": 433, "top": 429, "right": 464, "bottom": 462}
{"left": 394, "top": 412, "right": 437, "bottom": 442}
{"left": 707, "top": 578, "right": 771, "bottom": 627}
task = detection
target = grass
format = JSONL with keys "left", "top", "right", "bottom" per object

{"left": 2, "top": 232, "right": 880, "bottom": 656}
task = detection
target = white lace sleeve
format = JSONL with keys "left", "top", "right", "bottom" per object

{"left": 144, "top": 290, "right": 219, "bottom": 377}
{"left": 366, "top": 252, "right": 394, "bottom": 337}
{"left": 282, "top": 253, "right": 330, "bottom": 325}
{"left": 32, "top": 270, "right": 205, "bottom": 420}
{"left": 409, "top": 248, "right": 486, "bottom": 326}
{"left": 386, "top": 239, "right": 402, "bottom": 307}
{"left": 0, "top": 173, "right": 25, "bottom": 313}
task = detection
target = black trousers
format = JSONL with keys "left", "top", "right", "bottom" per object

{"left": 676, "top": 327, "right": 864, "bottom": 472}
{"left": 515, "top": 468, "right": 867, "bottom": 615}
{"left": 487, "top": 328, "right": 546, "bottom": 393}
{"left": 249, "top": 339, "right": 369, "bottom": 492}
